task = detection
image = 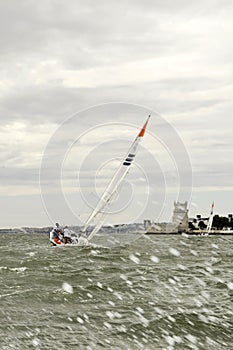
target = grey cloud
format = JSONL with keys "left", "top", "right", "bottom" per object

{"left": 194, "top": 170, "right": 233, "bottom": 188}
{"left": 0, "top": 1, "right": 50, "bottom": 56}
{"left": 1, "top": 167, "right": 39, "bottom": 185}
{"left": 0, "top": 1, "right": 233, "bottom": 226}
{"left": 0, "top": 86, "right": 82, "bottom": 123}
{"left": 1, "top": 76, "right": 230, "bottom": 124}
{"left": 1, "top": 0, "right": 232, "bottom": 70}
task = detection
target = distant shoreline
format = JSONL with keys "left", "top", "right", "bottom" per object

{"left": 1, "top": 227, "right": 233, "bottom": 236}
{"left": 145, "top": 231, "right": 233, "bottom": 236}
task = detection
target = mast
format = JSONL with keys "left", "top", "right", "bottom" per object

{"left": 83, "top": 115, "right": 151, "bottom": 241}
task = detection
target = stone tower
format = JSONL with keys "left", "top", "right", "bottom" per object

{"left": 172, "top": 201, "right": 189, "bottom": 232}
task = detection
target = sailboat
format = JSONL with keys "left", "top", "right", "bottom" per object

{"left": 50, "top": 116, "right": 151, "bottom": 246}
{"left": 206, "top": 201, "right": 214, "bottom": 235}
{"left": 200, "top": 201, "right": 214, "bottom": 236}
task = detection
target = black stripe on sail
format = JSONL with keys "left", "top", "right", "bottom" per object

{"left": 123, "top": 162, "right": 131, "bottom": 166}
{"left": 128, "top": 154, "right": 135, "bottom": 158}
{"left": 126, "top": 158, "right": 133, "bottom": 162}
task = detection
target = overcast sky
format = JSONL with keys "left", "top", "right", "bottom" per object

{"left": 1, "top": 0, "right": 233, "bottom": 228}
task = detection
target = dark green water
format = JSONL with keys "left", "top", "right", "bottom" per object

{"left": 0, "top": 233, "right": 232, "bottom": 350}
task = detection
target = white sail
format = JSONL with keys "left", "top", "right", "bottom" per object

{"left": 83, "top": 116, "right": 151, "bottom": 242}
{"left": 206, "top": 201, "right": 214, "bottom": 234}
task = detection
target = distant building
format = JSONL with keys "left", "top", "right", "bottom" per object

{"left": 144, "top": 220, "right": 152, "bottom": 230}
{"left": 144, "top": 202, "right": 233, "bottom": 234}
{"left": 145, "top": 201, "right": 189, "bottom": 233}
{"left": 172, "top": 201, "right": 189, "bottom": 232}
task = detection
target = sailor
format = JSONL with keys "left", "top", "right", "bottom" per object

{"left": 63, "top": 226, "right": 72, "bottom": 244}
{"left": 53, "top": 222, "right": 62, "bottom": 232}
{"left": 51, "top": 222, "right": 63, "bottom": 244}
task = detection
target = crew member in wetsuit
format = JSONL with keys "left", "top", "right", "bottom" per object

{"left": 63, "top": 226, "right": 72, "bottom": 244}
{"left": 52, "top": 222, "right": 63, "bottom": 244}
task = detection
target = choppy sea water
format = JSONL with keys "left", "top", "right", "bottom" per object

{"left": 0, "top": 233, "right": 232, "bottom": 350}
